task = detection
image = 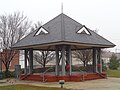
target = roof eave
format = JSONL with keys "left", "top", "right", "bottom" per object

{"left": 12, "top": 41, "right": 115, "bottom": 50}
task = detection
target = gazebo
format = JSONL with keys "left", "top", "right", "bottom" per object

{"left": 12, "top": 13, "right": 115, "bottom": 82}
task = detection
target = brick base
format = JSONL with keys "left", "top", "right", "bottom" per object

{"left": 20, "top": 72, "right": 107, "bottom": 82}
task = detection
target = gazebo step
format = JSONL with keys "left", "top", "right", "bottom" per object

{"left": 20, "top": 72, "right": 106, "bottom": 82}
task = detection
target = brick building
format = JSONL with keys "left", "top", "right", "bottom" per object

{"left": 1, "top": 50, "right": 19, "bottom": 71}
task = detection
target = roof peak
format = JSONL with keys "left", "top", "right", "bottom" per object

{"left": 61, "top": 12, "right": 65, "bottom": 40}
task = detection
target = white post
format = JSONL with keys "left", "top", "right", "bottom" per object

{"left": 24, "top": 50, "right": 27, "bottom": 74}
{"left": 68, "top": 46, "right": 72, "bottom": 75}
{"left": 55, "top": 46, "right": 59, "bottom": 75}
{"left": 95, "top": 49, "right": 98, "bottom": 73}
{"left": 61, "top": 45, "right": 66, "bottom": 76}
{"left": 99, "top": 49, "right": 102, "bottom": 73}
{"left": 29, "top": 49, "right": 33, "bottom": 74}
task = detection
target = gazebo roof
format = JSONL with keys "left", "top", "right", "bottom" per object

{"left": 12, "top": 13, "right": 115, "bottom": 50}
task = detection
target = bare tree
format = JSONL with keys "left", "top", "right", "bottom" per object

{"left": 31, "top": 22, "right": 55, "bottom": 69}
{"left": 31, "top": 21, "right": 42, "bottom": 32}
{"left": 0, "top": 12, "right": 31, "bottom": 76}
{"left": 73, "top": 49, "right": 92, "bottom": 67}
{"left": 73, "top": 30, "right": 101, "bottom": 67}
{"left": 33, "top": 51, "right": 55, "bottom": 69}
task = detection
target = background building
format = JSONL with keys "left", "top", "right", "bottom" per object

{"left": 1, "top": 50, "right": 19, "bottom": 71}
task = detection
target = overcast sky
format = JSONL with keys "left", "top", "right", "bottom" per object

{"left": 0, "top": 0, "right": 120, "bottom": 52}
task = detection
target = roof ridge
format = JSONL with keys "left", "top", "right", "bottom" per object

{"left": 42, "top": 13, "right": 62, "bottom": 27}
{"left": 62, "top": 13, "right": 83, "bottom": 26}
{"left": 90, "top": 30, "right": 116, "bottom": 47}
{"left": 61, "top": 13, "right": 65, "bottom": 41}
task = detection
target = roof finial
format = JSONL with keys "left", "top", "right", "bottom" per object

{"left": 61, "top": 3, "right": 63, "bottom": 13}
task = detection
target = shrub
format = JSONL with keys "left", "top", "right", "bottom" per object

{"left": 33, "top": 67, "right": 55, "bottom": 73}
{"left": 2, "top": 71, "right": 15, "bottom": 78}
{"left": 102, "top": 65, "right": 107, "bottom": 71}
{"left": 72, "top": 65, "right": 86, "bottom": 72}
{"left": 109, "top": 54, "right": 120, "bottom": 70}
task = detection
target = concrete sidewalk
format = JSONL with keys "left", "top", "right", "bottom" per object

{"left": 0, "top": 78, "right": 120, "bottom": 90}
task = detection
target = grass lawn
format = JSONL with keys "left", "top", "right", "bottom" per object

{"left": 107, "top": 69, "right": 120, "bottom": 78}
{"left": 0, "top": 84, "right": 70, "bottom": 90}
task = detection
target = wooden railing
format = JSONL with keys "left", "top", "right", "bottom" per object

{"left": 42, "top": 67, "right": 54, "bottom": 82}
{"left": 20, "top": 73, "right": 31, "bottom": 80}
{"left": 96, "top": 72, "right": 106, "bottom": 78}
{"left": 72, "top": 66, "right": 87, "bottom": 81}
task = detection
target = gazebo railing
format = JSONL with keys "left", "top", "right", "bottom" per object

{"left": 42, "top": 67, "right": 54, "bottom": 82}
{"left": 20, "top": 73, "right": 31, "bottom": 80}
{"left": 72, "top": 65, "right": 87, "bottom": 81}
{"left": 96, "top": 72, "right": 106, "bottom": 78}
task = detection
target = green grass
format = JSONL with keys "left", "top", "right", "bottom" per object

{"left": 0, "top": 84, "right": 70, "bottom": 90}
{"left": 107, "top": 69, "right": 120, "bottom": 78}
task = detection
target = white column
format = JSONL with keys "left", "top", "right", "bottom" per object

{"left": 55, "top": 46, "right": 59, "bottom": 76}
{"left": 61, "top": 45, "right": 66, "bottom": 76}
{"left": 95, "top": 49, "right": 98, "bottom": 73}
{"left": 29, "top": 49, "right": 33, "bottom": 74}
{"left": 68, "top": 46, "right": 72, "bottom": 75}
{"left": 24, "top": 50, "right": 27, "bottom": 74}
{"left": 99, "top": 49, "right": 102, "bottom": 73}
{"left": 93, "top": 48, "right": 98, "bottom": 73}
{"left": 93, "top": 48, "right": 96, "bottom": 72}
{"left": 100, "top": 60, "right": 102, "bottom": 73}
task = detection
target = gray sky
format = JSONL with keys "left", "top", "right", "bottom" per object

{"left": 0, "top": 0, "right": 120, "bottom": 52}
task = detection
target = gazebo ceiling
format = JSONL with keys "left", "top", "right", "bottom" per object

{"left": 12, "top": 13, "right": 115, "bottom": 50}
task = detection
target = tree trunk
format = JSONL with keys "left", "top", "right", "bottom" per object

{"left": 83, "top": 61, "right": 86, "bottom": 67}
{"left": 43, "top": 64, "right": 45, "bottom": 69}
{"left": 5, "top": 65, "right": 10, "bottom": 78}
{"left": 43, "top": 60, "right": 46, "bottom": 71}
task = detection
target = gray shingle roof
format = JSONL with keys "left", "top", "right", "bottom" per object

{"left": 12, "top": 13, "right": 115, "bottom": 49}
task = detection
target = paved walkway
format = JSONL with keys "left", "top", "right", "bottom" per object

{"left": 0, "top": 78, "right": 120, "bottom": 90}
